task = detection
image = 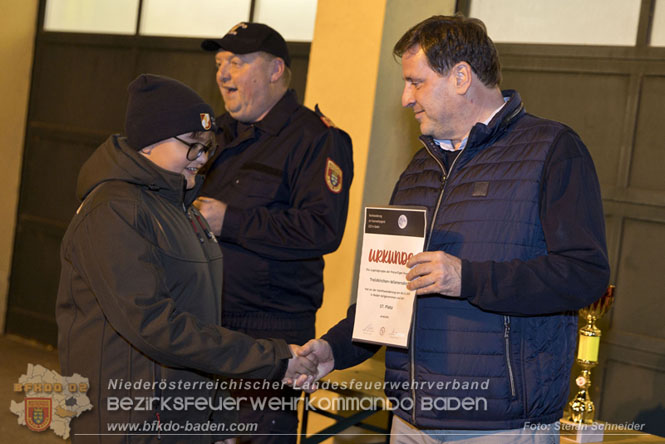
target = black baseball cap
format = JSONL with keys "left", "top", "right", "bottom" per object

{"left": 201, "top": 22, "right": 291, "bottom": 68}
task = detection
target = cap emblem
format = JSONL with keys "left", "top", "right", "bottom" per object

{"left": 227, "top": 22, "right": 248, "bottom": 36}
{"left": 200, "top": 113, "right": 212, "bottom": 130}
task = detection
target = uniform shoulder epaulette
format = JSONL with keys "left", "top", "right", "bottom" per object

{"left": 314, "top": 104, "right": 337, "bottom": 128}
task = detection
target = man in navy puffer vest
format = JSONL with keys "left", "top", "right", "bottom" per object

{"left": 299, "top": 14, "right": 609, "bottom": 444}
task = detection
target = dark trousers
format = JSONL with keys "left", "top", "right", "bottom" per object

{"left": 222, "top": 311, "right": 316, "bottom": 444}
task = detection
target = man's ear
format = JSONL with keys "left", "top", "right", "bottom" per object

{"left": 139, "top": 144, "right": 155, "bottom": 155}
{"left": 269, "top": 57, "right": 286, "bottom": 83}
{"left": 452, "top": 62, "right": 472, "bottom": 95}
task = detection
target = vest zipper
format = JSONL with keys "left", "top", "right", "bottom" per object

{"left": 424, "top": 148, "right": 462, "bottom": 250}
{"left": 408, "top": 142, "right": 463, "bottom": 424}
{"left": 504, "top": 315, "right": 516, "bottom": 398}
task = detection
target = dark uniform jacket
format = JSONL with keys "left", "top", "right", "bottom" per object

{"left": 323, "top": 91, "right": 609, "bottom": 430}
{"left": 200, "top": 89, "right": 353, "bottom": 343}
{"left": 56, "top": 135, "right": 292, "bottom": 443}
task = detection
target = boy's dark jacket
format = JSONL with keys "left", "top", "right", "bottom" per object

{"left": 57, "top": 135, "right": 292, "bottom": 442}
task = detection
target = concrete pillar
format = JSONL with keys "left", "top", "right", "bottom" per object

{"left": 303, "top": 2, "right": 456, "bottom": 438}
{"left": 305, "top": 0, "right": 455, "bottom": 337}
{"left": 0, "top": 0, "right": 38, "bottom": 333}
{"left": 305, "top": 0, "right": 455, "bottom": 443}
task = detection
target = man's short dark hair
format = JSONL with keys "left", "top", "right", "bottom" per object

{"left": 393, "top": 14, "right": 501, "bottom": 87}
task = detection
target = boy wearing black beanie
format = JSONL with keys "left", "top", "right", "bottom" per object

{"left": 56, "top": 74, "right": 316, "bottom": 443}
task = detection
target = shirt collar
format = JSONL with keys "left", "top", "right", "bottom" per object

{"left": 434, "top": 97, "right": 508, "bottom": 152}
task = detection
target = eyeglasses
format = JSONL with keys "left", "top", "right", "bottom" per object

{"left": 173, "top": 136, "right": 215, "bottom": 161}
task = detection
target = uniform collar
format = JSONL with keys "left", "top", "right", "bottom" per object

{"left": 252, "top": 89, "right": 299, "bottom": 136}
{"left": 219, "top": 89, "right": 299, "bottom": 139}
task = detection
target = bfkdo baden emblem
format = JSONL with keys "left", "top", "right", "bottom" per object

{"left": 25, "top": 398, "right": 52, "bottom": 432}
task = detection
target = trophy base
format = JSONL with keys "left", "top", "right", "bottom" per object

{"left": 560, "top": 419, "right": 604, "bottom": 443}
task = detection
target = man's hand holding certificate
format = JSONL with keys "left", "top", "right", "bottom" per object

{"left": 352, "top": 206, "right": 427, "bottom": 348}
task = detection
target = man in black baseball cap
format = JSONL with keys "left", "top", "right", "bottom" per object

{"left": 195, "top": 22, "right": 354, "bottom": 444}
{"left": 199, "top": 22, "right": 292, "bottom": 125}
{"left": 201, "top": 22, "right": 291, "bottom": 68}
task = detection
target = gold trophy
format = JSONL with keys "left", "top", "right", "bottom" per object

{"left": 567, "top": 285, "right": 615, "bottom": 424}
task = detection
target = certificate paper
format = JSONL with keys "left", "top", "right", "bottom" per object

{"left": 352, "top": 206, "right": 427, "bottom": 348}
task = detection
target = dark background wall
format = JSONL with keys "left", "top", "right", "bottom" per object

{"left": 497, "top": 41, "right": 665, "bottom": 437}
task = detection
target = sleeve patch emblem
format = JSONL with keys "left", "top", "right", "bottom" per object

{"left": 325, "top": 158, "right": 343, "bottom": 194}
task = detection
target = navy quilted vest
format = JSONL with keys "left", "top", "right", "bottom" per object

{"left": 385, "top": 91, "right": 578, "bottom": 430}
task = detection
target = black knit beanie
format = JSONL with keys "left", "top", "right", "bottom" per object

{"left": 124, "top": 74, "right": 215, "bottom": 150}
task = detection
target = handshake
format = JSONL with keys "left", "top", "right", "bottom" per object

{"left": 283, "top": 339, "right": 335, "bottom": 393}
